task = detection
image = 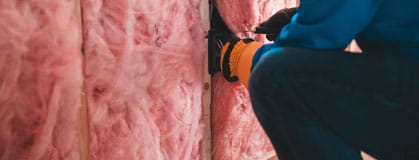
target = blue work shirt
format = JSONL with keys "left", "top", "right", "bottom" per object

{"left": 253, "top": 0, "right": 419, "bottom": 67}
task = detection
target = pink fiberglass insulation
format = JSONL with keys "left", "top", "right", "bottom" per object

{"left": 212, "top": 0, "right": 296, "bottom": 159}
{"left": 216, "top": 0, "right": 296, "bottom": 39}
{"left": 81, "top": 0, "right": 207, "bottom": 159}
{"left": 212, "top": 75, "right": 274, "bottom": 160}
{"left": 0, "top": 1, "right": 83, "bottom": 160}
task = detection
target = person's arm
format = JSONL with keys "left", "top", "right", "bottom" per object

{"left": 276, "top": 0, "right": 383, "bottom": 50}
{"left": 220, "top": 0, "right": 383, "bottom": 87}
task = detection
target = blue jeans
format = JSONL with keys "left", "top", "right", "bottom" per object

{"left": 249, "top": 47, "right": 419, "bottom": 160}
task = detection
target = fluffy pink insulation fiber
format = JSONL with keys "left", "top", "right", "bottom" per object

{"left": 0, "top": 1, "right": 83, "bottom": 159}
{"left": 81, "top": 0, "right": 207, "bottom": 159}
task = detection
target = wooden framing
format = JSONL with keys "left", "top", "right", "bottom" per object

{"left": 200, "top": 0, "right": 213, "bottom": 160}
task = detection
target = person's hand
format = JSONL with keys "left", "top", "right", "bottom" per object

{"left": 260, "top": 7, "right": 297, "bottom": 41}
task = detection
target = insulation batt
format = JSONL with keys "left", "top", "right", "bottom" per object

{"left": 0, "top": 1, "right": 83, "bottom": 160}
{"left": 81, "top": 0, "right": 207, "bottom": 159}
{"left": 216, "top": 0, "right": 296, "bottom": 39}
{"left": 212, "top": 76, "right": 274, "bottom": 160}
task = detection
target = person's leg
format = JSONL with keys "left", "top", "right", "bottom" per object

{"left": 249, "top": 47, "right": 419, "bottom": 160}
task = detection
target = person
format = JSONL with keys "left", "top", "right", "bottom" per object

{"left": 219, "top": 0, "right": 419, "bottom": 159}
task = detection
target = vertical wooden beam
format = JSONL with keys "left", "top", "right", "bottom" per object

{"left": 75, "top": 0, "right": 89, "bottom": 159}
{"left": 200, "top": 0, "right": 212, "bottom": 160}
{"left": 79, "top": 92, "right": 89, "bottom": 160}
